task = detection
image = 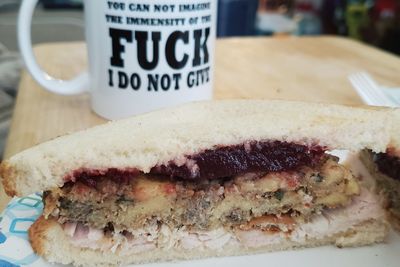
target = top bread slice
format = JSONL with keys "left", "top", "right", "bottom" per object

{"left": 1, "top": 99, "right": 399, "bottom": 197}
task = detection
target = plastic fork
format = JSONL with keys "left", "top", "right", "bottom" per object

{"left": 348, "top": 72, "right": 398, "bottom": 107}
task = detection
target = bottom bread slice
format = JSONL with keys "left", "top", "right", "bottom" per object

{"left": 29, "top": 188, "right": 389, "bottom": 267}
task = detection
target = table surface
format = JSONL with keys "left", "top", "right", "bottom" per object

{"left": 1, "top": 36, "right": 400, "bottom": 209}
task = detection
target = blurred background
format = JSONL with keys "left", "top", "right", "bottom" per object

{"left": 0, "top": 0, "right": 399, "bottom": 157}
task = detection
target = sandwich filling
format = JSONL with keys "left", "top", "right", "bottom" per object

{"left": 367, "top": 150, "right": 400, "bottom": 220}
{"left": 61, "top": 187, "right": 382, "bottom": 254}
{"left": 373, "top": 151, "right": 400, "bottom": 181}
{"left": 42, "top": 141, "right": 364, "bottom": 253}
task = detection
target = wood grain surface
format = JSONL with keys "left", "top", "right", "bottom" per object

{"left": 1, "top": 36, "right": 400, "bottom": 209}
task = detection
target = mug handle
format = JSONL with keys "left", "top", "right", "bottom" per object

{"left": 18, "top": 0, "right": 89, "bottom": 95}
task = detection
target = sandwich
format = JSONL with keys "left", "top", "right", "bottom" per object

{"left": 1, "top": 100, "right": 397, "bottom": 267}
{"left": 359, "top": 110, "right": 400, "bottom": 231}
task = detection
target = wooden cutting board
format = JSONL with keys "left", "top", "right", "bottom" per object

{"left": 1, "top": 36, "right": 400, "bottom": 209}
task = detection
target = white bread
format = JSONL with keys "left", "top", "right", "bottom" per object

{"left": 389, "top": 109, "right": 400, "bottom": 150}
{"left": 2, "top": 99, "right": 400, "bottom": 196}
{"left": 30, "top": 216, "right": 388, "bottom": 267}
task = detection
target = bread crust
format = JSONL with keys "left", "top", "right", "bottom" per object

{"left": 0, "top": 161, "right": 17, "bottom": 196}
{"left": 29, "top": 215, "right": 53, "bottom": 257}
{"left": 2, "top": 100, "right": 400, "bottom": 196}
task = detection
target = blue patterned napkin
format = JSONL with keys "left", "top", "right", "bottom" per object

{"left": 0, "top": 194, "right": 47, "bottom": 266}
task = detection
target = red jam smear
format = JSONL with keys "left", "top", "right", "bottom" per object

{"left": 67, "top": 168, "right": 140, "bottom": 188}
{"left": 151, "top": 141, "right": 325, "bottom": 180}
{"left": 67, "top": 141, "right": 326, "bottom": 187}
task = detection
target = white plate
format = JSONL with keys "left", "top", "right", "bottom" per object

{"left": 1, "top": 151, "right": 399, "bottom": 267}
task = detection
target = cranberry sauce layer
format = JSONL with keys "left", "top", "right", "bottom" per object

{"left": 68, "top": 169, "right": 140, "bottom": 188}
{"left": 151, "top": 141, "right": 325, "bottom": 180}
{"left": 373, "top": 152, "right": 400, "bottom": 181}
{"left": 68, "top": 141, "right": 326, "bottom": 185}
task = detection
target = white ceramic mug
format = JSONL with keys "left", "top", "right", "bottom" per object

{"left": 18, "top": 0, "right": 217, "bottom": 119}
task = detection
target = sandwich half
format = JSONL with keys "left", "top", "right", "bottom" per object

{"left": 1, "top": 100, "right": 397, "bottom": 267}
